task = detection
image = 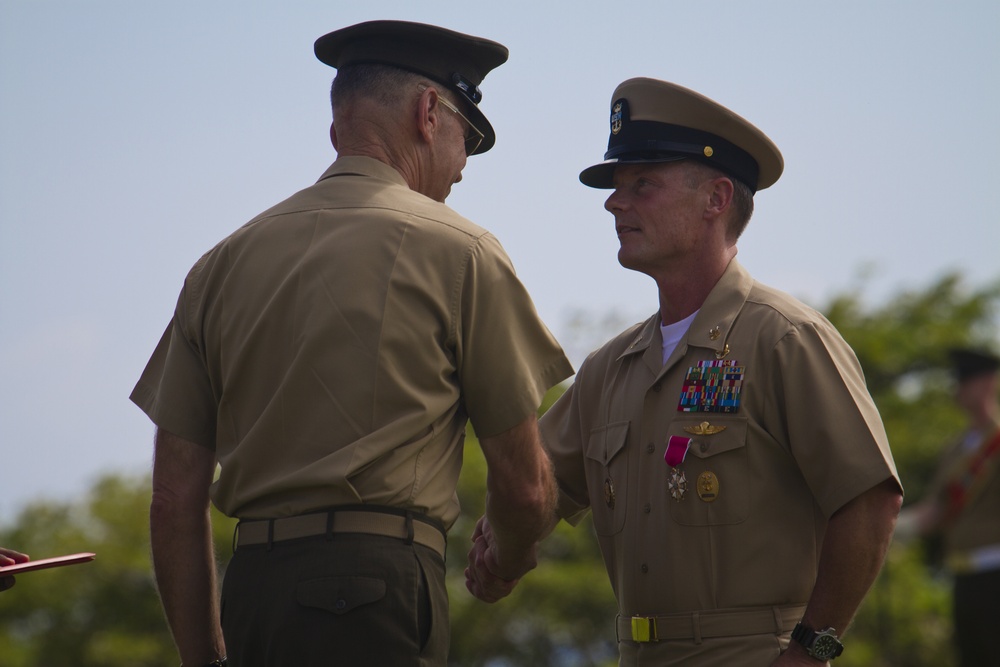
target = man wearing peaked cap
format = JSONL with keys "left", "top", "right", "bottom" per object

{"left": 131, "top": 20, "right": 571, "bottom": 666}
{"left": 899, "top": 347, "right": 1000, "bottom": 666}
{"left": 469, "top": 77, "right": 903, "bottom": 665}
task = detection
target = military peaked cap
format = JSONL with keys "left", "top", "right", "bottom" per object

{"left": 580, "top": 77, "right": 784, "bottom": 192}
{"left": 315, "top": 20, "right": 508, "bottom": 155}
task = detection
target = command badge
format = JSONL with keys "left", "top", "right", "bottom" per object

{"left": 697, "top": 471, "right": 720, "bottom": 502}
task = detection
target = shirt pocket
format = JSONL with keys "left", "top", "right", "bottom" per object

{"left": 585, "top": 421, "right": 630, "bottom": 536}
{"left": 666, "top": 418, "right": 749, "bottom": 526}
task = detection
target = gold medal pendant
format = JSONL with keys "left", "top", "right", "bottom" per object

{"left": 668, "top": 468, "right": 688, "bottom": 501}
{"left": 697, "top": 471, "right": 720, "bottom": 502}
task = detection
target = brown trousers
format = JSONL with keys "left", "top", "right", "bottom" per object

{"left": 221, "top": 533, "right": 449, "bottom": 666}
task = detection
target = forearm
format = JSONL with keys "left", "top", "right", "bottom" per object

{"left": 794, "top": 479, "right": 902, "bottom": 646}
{"left": 151, "top": 428, "right": 226, "bottom": 665}
{"left": 150, "top": 498, "right": 225, "bottom": 664}
{"left": 480, "top": 416, "right": 558, "bottom": 579}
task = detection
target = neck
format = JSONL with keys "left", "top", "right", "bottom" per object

{"left": 655, "top": 248, "right": 736, "bottom": 325}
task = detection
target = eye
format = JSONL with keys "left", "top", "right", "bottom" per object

{"left": 632, "top": 177, "right": 651, "bottom": 193}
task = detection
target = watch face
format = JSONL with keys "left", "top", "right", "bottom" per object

{"left": 813, "top": 635, "right": 839, "bottom": 659}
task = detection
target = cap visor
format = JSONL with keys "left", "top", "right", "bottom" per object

{"left": 579, "top": 155, "right": 687, "bottom": 188}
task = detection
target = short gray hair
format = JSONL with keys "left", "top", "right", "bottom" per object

{"left": 329, "top": 64, "right": 423, "bottom": 114}
{"left": 683, "top": 161, "right": 755, "bottom": 240}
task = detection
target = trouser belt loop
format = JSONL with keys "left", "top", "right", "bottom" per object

{"left": 692, "top": 611, "right": 702, "bottom": 645}
{"left": 325, "top": 509, "right": 336, "bottom": 541}
{"left": 266, "top": 519, "right": 275, "bottom": 551}
{"left": 403, "top": 511, "right": 415, "bottom": 545}
{"left": 232, "top": 523, "right": 240, "bottom": 554}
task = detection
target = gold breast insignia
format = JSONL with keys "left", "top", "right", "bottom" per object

{"left": 683, "top": 421, "right": 727, "bottom": 436}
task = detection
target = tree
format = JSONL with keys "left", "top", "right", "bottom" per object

{"left": 817, "top": 272, "right": 1000, "bottom": 667}
{"left": 0, "top": 474, "right": 236, "bottom": 666}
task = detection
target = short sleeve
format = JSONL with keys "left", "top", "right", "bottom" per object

{"left": 129, "top": 292, "right": 218, "bottom": 449}
{"left": 454, "top": 234, "right": 573, "bottom": 438}
{"left": 775, "top": 321, "right": 901, "bottom": 516}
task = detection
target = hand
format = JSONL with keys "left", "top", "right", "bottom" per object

{"left": 464, "top": 517, "right": 523, "bottom": 603}
{"left": 771, "top": 642, "right": 829, "bottom": 666}
{"left": 0, "top": 547, "right": 29, "bottom": 592}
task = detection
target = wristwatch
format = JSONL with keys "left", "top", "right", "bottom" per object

{"left": 791, "top": 622, "right": 843, "bottom": 661}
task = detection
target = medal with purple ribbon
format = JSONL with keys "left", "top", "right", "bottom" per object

{"left": 665, "top": 436, "right": 691, "bottom": 501}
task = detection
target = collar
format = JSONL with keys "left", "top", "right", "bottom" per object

{"left": 617, "top": 259, "right": 755, "bottom": 375}
{"left": 317, "top": 155, "right": 410, "bottom": 188}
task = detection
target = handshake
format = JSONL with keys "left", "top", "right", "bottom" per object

{"left": 463, "top": 516, "right": 541, "bottom": 604}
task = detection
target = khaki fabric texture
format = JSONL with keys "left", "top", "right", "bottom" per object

{"left": 131, "top": 156, "right": 572, "bottom": 525}
{"left": 541, "top": 260, "right": 898, "bottom": 664}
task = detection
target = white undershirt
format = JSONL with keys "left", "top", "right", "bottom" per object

{"left": 660, "top": 310, "right": 699, "bottom": 365}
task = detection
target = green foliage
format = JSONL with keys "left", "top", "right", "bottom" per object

{"left": 0, "top": 474, "right": 236, "bottom": 666}
{"left": 823, "top": 273, "right": 1000, "bottom": 501}
{"left": 815, "top": 272, "right": 1000, "bottom": 666}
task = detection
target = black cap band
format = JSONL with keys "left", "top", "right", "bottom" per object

{"left": 606, "top": 120, "right": 760, "bottom": 191}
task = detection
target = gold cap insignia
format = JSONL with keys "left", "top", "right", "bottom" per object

{"left": 611, "top": 100, "right": 624, "bottom": 135}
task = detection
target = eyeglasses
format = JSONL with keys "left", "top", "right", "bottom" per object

{"left": 418, "top": 85, "right": 484, "bottom": 156}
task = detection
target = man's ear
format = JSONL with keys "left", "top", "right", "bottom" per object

{"left": 705, "top": 176, "right": 734, "bottom": 220}
{"left": 415, "top": 86, "right": 441, "bottom": 145}
{"left": 330, "top": 122, "right": 338, "bottom": 150}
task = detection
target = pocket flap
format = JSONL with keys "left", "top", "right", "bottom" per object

{"left": 296, "top": 575, "right": 386, "bottom": 614}
{"left": 671, "top": 419, "right": 747, "bottom": 459}
{"left": 585, "top": 421, "right": 630, "bottom": 465}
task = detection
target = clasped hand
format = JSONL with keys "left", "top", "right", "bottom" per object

{"left": 463, "top": 517, "right": 535, "bottom": 603}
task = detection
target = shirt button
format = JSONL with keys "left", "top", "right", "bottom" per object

{"left": 641, "top": 563, "right": 649, "bottom": 574}
{"left": 646, "top": 443, "right": 655, "bottom": 454}
{"left": 336, "top": 599, "right": 347, "bottom": 610}
{"left": 700, "top": 442, "right": 709, "bottom": 453}
{"left": 652, "top": 382, "right": 662, "bottom": 392}
{"left": 643, "top": 503, "right": 651, "bottom": 513}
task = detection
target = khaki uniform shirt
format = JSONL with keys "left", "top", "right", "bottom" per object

{"left": 541, "top": 260, "right": 899, "bottom": 664}
{"left": 131, "top": 156, "right": 573, "bottom": 526}
{"left": 927, "top": 422, "right": 1000, "bottom": 567}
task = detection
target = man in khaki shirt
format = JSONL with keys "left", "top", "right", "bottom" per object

{"left": 899, "top": 347, "right": 1000, "bottom": 666}
{"left": 466, "top": 78, "right": 902, "bottom": 666}
{"left": 131, "top": 21, "right": 572, "bottom": 667}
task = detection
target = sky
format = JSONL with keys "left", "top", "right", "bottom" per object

{"left": 1, "top": 1, "right": 998, "bottom": 521}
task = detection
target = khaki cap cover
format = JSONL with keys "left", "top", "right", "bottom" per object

{"left": 580, "top": 77, "right": 784, "bottom": 192}
{"left": 314, "top": 20, "right": 508, "bottom": 155}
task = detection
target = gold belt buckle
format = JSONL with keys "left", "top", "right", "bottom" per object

{"left": 631, "top": 616, "right": 657, "bottom": 642}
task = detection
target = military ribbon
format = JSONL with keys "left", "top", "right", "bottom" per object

{"left": 664, "top": 436, "right": 691, "bottom": 467}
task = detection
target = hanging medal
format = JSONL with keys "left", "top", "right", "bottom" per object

{"left": 664, "top": 436, "right": 692, "bottom": 501}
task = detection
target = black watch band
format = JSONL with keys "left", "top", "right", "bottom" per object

{"left": 791, "top": 622, "right": 844, "bottom": 661}
{"left": 181, "top": 658, "right": 227, "bottom": 667}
